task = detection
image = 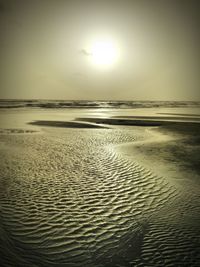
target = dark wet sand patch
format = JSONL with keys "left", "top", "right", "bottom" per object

{"left": 75, "top": 116, "right": 199, "bottom": 127}
{"left": 112, "top": 115, "right": 200, "bottom": 122}
{"left": 158, "top": 123, "right": 200, "bottom": 175}
{"left": 75, "top": 117, "right": 163, "bottom": 126}
{"left": 76, "top": 117, "right": 200, "bottom": 127}
{"left": 118, "top": 122, "right": 200, "bottom": 179}
{"left": 158, "top": 112, "right": 200, "bottom": 117}
{"left": 29, "top": 120, "right": 109, "bottom": 129}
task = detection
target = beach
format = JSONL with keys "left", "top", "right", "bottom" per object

{"left": 0, "top": 101, "right": 200, "bottom": 267}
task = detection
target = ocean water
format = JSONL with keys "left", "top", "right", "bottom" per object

{"left": 0, "top": 99, "right": 200, "bottom": 109}
{"left": 0, "top": 101, "right": 199, "bottom": 267}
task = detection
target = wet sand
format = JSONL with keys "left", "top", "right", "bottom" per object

{"left": 0, "top": 108, "right": 200, "bottom": 267}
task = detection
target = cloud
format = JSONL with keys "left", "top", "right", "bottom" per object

{"left": 80, "top": 49, "right": 92, "bottom": 56}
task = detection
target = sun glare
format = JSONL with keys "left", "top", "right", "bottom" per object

{"left": 89, "top": 39, "right": 119, "bottom": 67}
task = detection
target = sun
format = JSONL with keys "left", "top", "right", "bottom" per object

{"left": 88, "top": 39, "right": 119, "bottom": 68}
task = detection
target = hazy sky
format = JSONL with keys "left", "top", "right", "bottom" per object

{"left": 0, "top": 0, "right": 199, "bottom": 100}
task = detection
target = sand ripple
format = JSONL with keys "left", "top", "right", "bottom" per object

{"left": 0, "top": 128, "right": 199, "bottom": 266}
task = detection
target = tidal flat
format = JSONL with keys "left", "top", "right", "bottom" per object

{"left": 0, "top": 103, "right": 200, "bottom": 267}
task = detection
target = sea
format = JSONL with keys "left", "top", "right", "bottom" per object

{"left": 0, "top": 99, "right": 200, "bottom": 109}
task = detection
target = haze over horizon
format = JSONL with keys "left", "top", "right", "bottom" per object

{"left": 0, "top": 0, "right": 199, "bottom": 101}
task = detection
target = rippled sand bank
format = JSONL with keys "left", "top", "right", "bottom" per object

{"left": 0, "top": 108, "right": 200, "bottom": 267}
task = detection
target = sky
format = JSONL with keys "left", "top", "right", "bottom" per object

{"left": 0, "top": 0, "right": 199, "bottom": 100}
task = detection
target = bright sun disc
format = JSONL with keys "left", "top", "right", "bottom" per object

{"left": 90, "top": 40, "right": 118, "bottom": 67}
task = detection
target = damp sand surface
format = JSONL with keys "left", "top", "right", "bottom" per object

{"left": 0, "top": 107, "right": 200, "bottom": 267}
